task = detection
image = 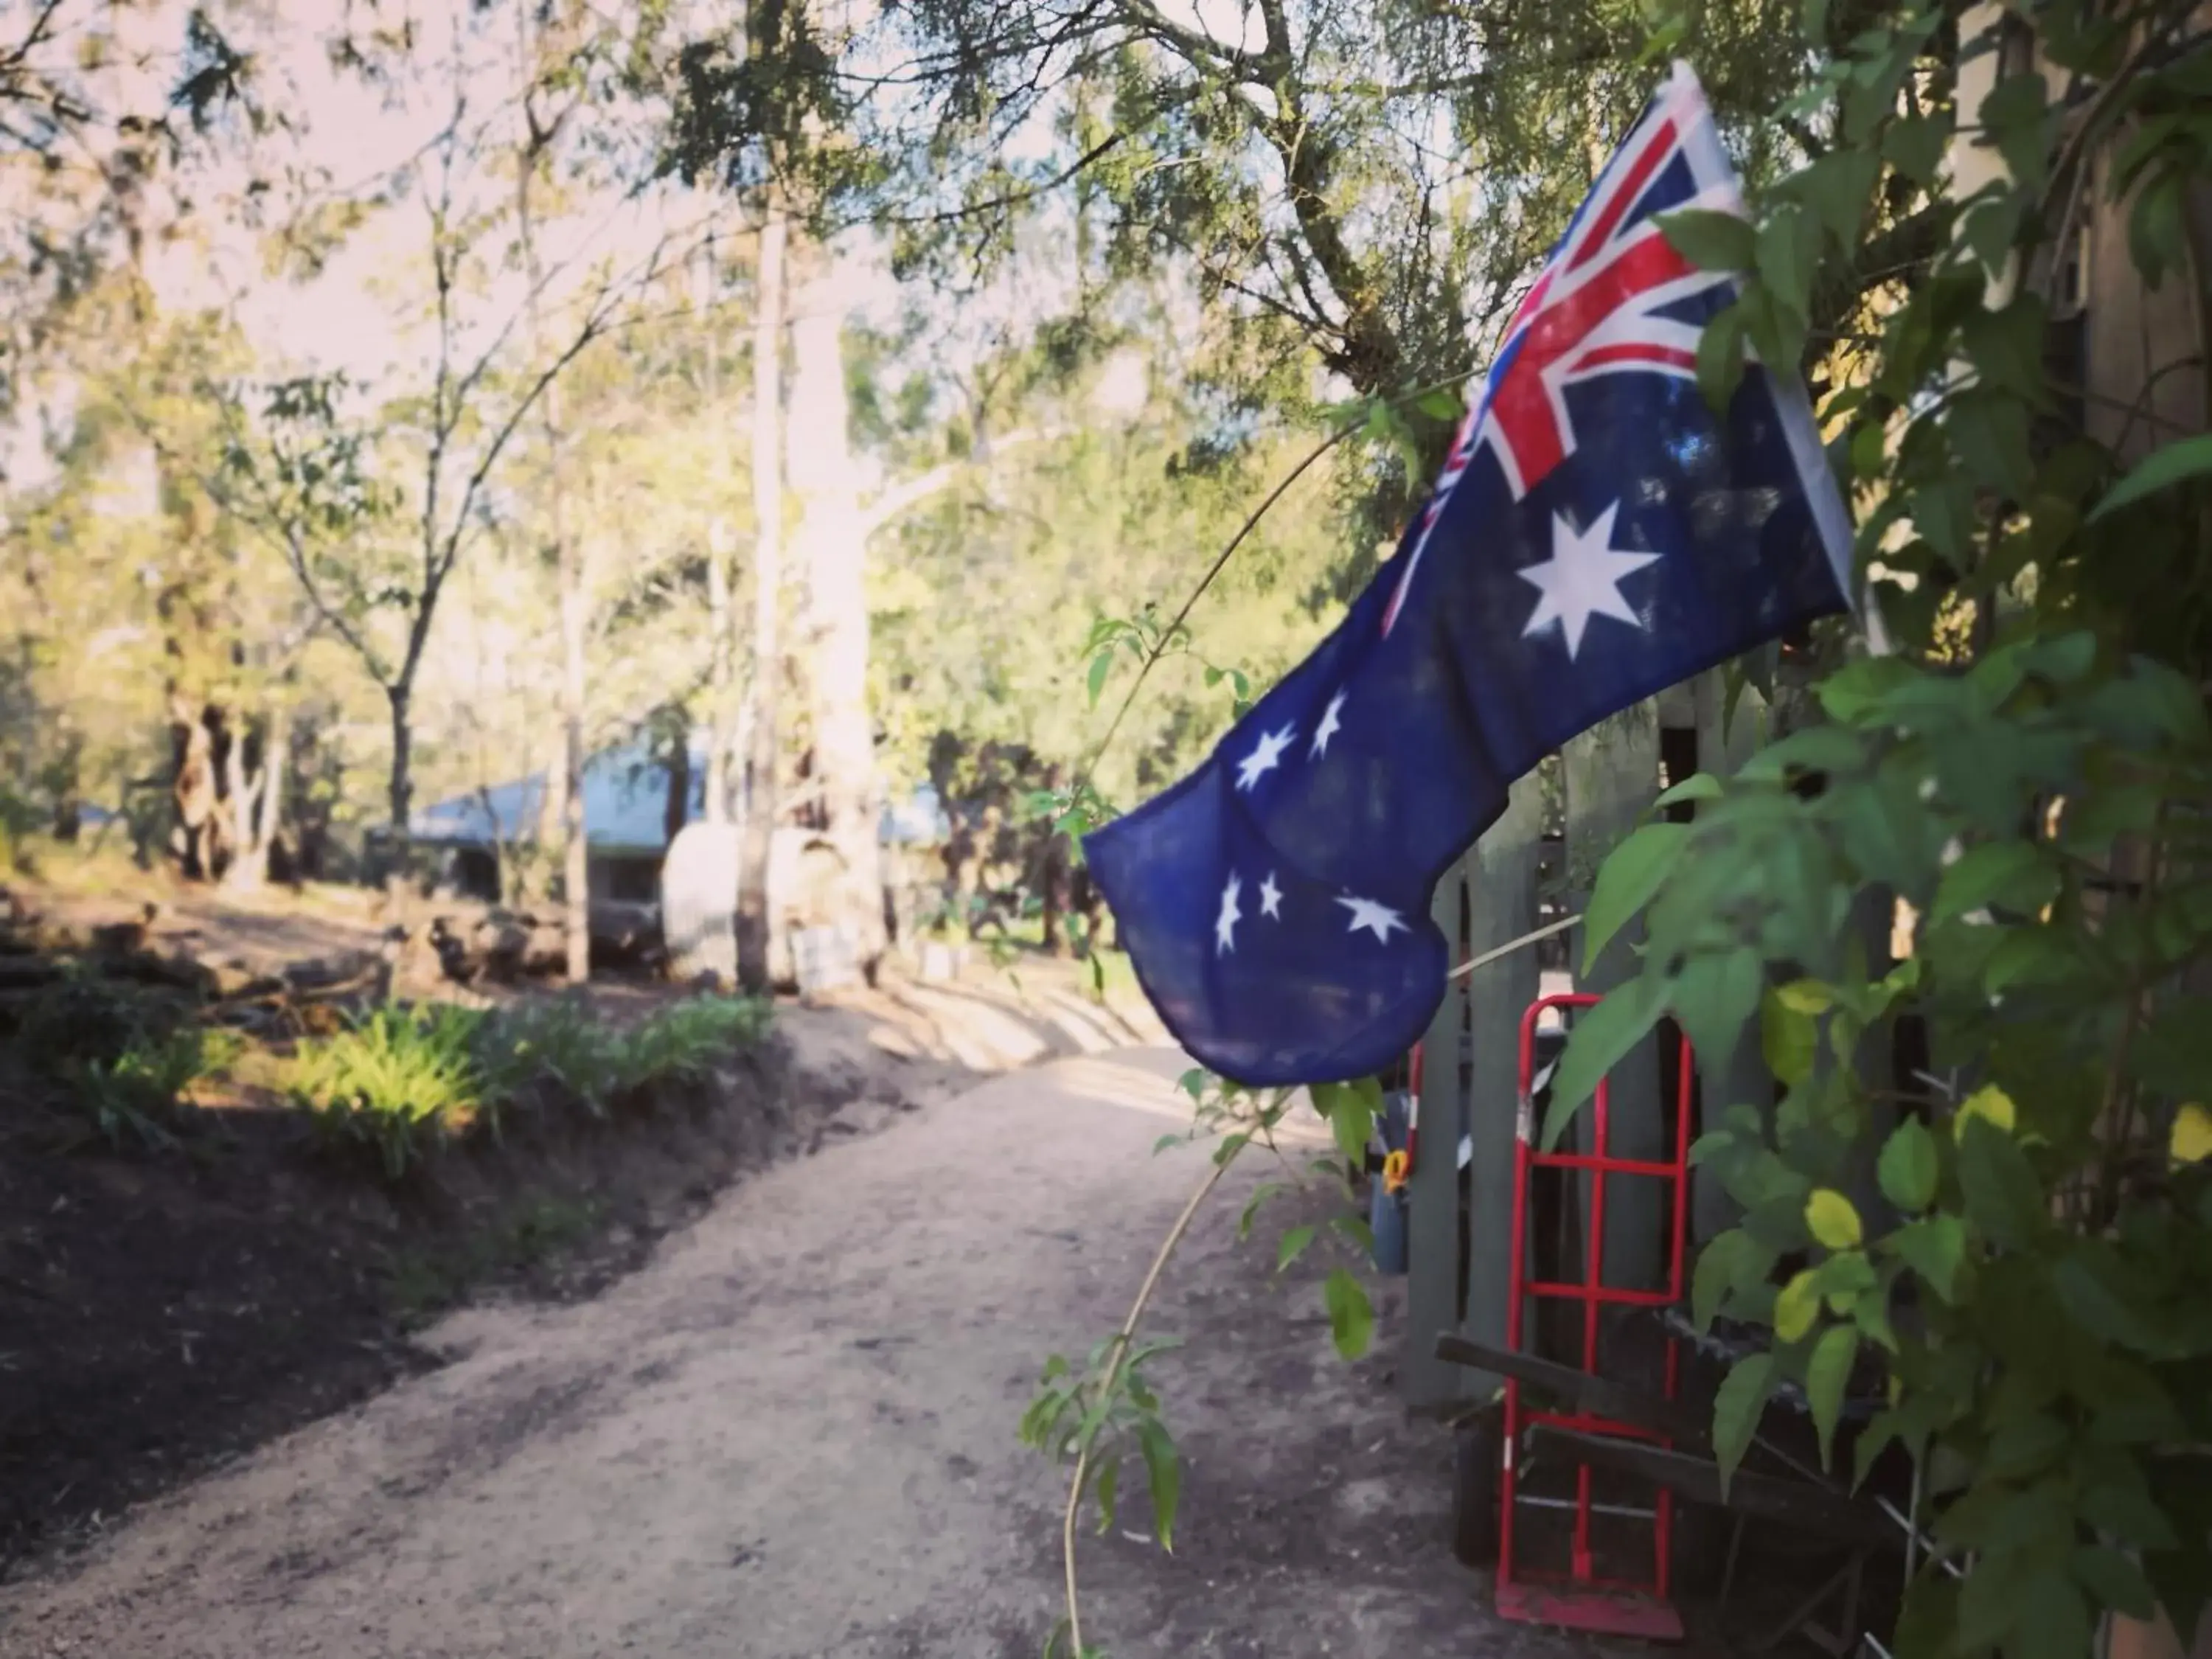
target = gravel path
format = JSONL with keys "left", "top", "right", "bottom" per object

{"left": 1, "top": 1047, "right": 1598, "bottom": 1659}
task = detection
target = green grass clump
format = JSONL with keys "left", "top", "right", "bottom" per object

{"left": 614, "top": 995, "right": 771, "bottom": 1091}
{"left": 473, "top": 999, "right": 627, "bottom": 1118}
{"left": 289, "top": 993, "right": 771, "bottom": 1180}
{"left": 291, "top": 1004, "right": 491, "bottom": 1179}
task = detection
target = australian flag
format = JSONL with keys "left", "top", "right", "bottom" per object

{"left": 1083, "top": 63, "right": 1855, "bottom": 1086}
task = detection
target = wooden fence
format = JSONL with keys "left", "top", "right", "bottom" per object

{"left": 1401, "top": 669, "right": 1777, "bottom": 1414}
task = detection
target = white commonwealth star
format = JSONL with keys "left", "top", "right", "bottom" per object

{"left": 1214, "top": 873, "right": 1243, "bottom": 955}
{"left": 1235, "top": 723, "right": 1296, "bottom": 791}
{"left": 1517, "top": 501, "right": 1662, "bottom": 660}
{"left": 1335, "top": 893, "right": 1408, "bottom": 943}
{"left": 1259, "top": 872, "right": 1283, "bottom": 919}
{"left": 1310, "top": 690, "right": 1346, "bottom": 758}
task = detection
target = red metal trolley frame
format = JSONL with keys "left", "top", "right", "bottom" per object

{"left": 1496, "top": 992, "right": 1696, "bottom": 1641}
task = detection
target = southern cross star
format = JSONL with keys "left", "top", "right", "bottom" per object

{"left": 1516, "top": 501, "right": 1661, "bottom": 660}
{"left": 1310, "top": 690, "right": 1346, "bottom": 759}
{"left": 1335, "top": 893, "right": 1407, "bottom": 943}
{"left": 1235, "top": 723, "right": 1296, "bottom": 791}
{"left": 1214, "top": 872, "right": 1242, "bottom": 955}
{"left": 1258, "top": 872, "right": 1283, "bottom": 919}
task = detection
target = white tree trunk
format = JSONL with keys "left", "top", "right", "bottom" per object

{"left": 787, "top": 247, "right": 886, "bottom": 973}
{"left": 735, "top": 206, "right": 787, "bottom": 994}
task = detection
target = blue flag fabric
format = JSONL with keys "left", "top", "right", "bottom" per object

{"left": 1082, "top": 63, "right": 1855, "bottom": 1086}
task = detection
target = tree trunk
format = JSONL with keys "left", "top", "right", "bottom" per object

{"left": 221, "top": 707, "right": 269, "bottom": 894}
{"left": 513, "top": 5, "right": 589, "bottom": 984}
{"left": 704, "top": 518, "right": 734, "bottom": 824}
{"left": 170, "top": 692, "right": 218, "bottom": 881}
{"left": 257, "top": 698, "right": 288, "bottom": 878}
{"left": 386, "top": 682, "right": 415, "bottom": 894}
{"left": 664, "top": 707, "right": 691, "bottom": 846}
{"left": 559, "top": 529, "right": 588, "bottom": 982}
{"left": 736, "top": 205, "right": 787, "bottom": 995}
{"left": 787, "top": 246, "right": 886, "bottom": 975}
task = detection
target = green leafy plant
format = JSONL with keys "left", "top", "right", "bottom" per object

{"left": 473, "top": 998, "right": 627, "bottom": 1119}
{"left": 290, "top": 1003, "right": 491, "bottom": 1180}
{"left": 1544, "top": 1, "right": 2212, "bottom": 1649}
{"left": 62, "top": 1025, "right": 243, "bottom": 1153}
{"left": 609, "top": 994, "right": 771, "bottom": 1095}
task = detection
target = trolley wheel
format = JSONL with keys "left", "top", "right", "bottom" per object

{"left": 1450, "top": 1419, "right": 1500, "bottom": 1568}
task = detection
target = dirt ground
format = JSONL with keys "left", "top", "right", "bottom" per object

{"left": 0, "top": 1036, "right": 1625, "bottom": 1659}
{"left": 0, "top": 859, "right": 1174, "bottom": 1579}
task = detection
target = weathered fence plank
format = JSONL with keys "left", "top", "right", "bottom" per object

{"left": 1404, "top": 861, "right": 1472, "bottom": 1411}
{"left": 1454, "top": 776, "right": 1546, "bottom": 1399}
{"left": 1563, "top": 705, "right": 1666, "bottom": 1293}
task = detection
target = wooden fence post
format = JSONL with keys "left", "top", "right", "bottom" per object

{"left": 1404, "top": 859, "right": 1472, "bottom": 1412}
{"left": 1564, "top": 704, "right": 1666, "bottom": 1293}
{"left": 1454, "top": 776, "right": 1547, "bottom": 1398}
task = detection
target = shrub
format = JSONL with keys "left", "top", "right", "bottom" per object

{"left": 61, "top": 1026, "right": 242, "bottom": 1153}
{"left": 291, "top": 1004, "right": 490, "bottom": 1180}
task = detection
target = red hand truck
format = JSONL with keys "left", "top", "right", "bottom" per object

{"left": 1495, "top": 992, "right": 1696, "bottom": 1641}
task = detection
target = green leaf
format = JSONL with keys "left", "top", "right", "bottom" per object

{"left": 1804, "top": 1189, "right": 1864, "bottom": 1251}
{"left": 1137, "top": 1419, "right": 1180, "bottom": 1551}
{"left": 1695, "top": 303, "right": 1749, "bottom": 417}
{"left": 1957, "top": 1116, "right": 2045, "bottom": 1251}
{"left": 1850, "top": 421, "right": 1886, "bottom": 482}
{"left": 1669, "top": 947, "right": 1764, "bottom": 1077}
{"left": 1415, "top": 389, "right": 1465, "bottom": 420}
{"left": 2174, "top": 1102, "right": 2212, "bottom": 1165}
{"left": 1877, "top": 1118, "right": 1939, "bottom": 1212}
{"left": 1954, "top": 1082, "right": 2017, "bottom": 1139}
{"left": 1085, "top": 651, "right": 1113, "bottom": 708}
{"left": 1313, "top": 1078, "right": 1380, "bottom": 1166}
{"left": 1774, "top": 1267, "right": 1822, "bottom": 1341}
{"left": 1237, "top": 1182, "right": 1282, "bottom": 1239}
{"left": 1323, "top": 1267, "right": 1374, "bottom": 1360}
{"left": 2072, "top": 1545, "right": 2159, "bottom": 1621}
{"left": 1582, "top": 821, "right": 1688, "bottom": 971}
{"left": 2090, "top": 432, "right": 2212, "bottom": 522}
{"left": 2011, "top": 1571, "right": 2094, "bottom": 1659}
{"left": 1932, "top": 842, "right": 2060, "bottom": 924}
{"left": 1692, "top": 1229, "right": 1764, "bottom": 1333}
{"left": 1760, "top": 980, "right": 1827, "bottom": 1088}
{"left": 1891, "top": 1214, "right": 1968, "bottom": 1302}
{"left": 1277, "top": 1224, "right": 1317, "bottom": 1272}
{"left": 1805, "top": 1325, "right": 1858, "bottom": 1471}
{"left": 1660, "top": 206, "right": 1756, "bottom": 274}
{"left": 1093, "top": 1455, "right": 1120, "bottom": 1534}
{"left": 1755, "top": 207, "right": 1820, "bottom": 324}
{"left": 1653, "top": 771, "right": 1724, "bottom": 807}
{"left": 1154, "top": 1133, "right": 1186, "bottom": 1155}
{"left": 1543, "top": 977, "right": 1668, "bottom": 1147}
{"left": 1712, "top": 1353, "right": 1776, "bottom": 1494}
{"left": 1883, "top": 111, "right": 1952, "bottom": 185}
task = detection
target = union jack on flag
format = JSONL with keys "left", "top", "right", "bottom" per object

{"left": 1084, "top": 62, "right": 1857, "bottom": 1087}
{"left": 1382, "top": 67, "right": 1757, "bottom": 636}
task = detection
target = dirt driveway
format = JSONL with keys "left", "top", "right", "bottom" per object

{"left": 1, "top": 1046, "right": 1596, "bottom": 1659}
